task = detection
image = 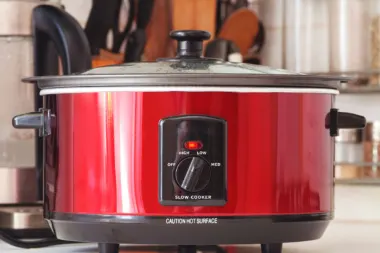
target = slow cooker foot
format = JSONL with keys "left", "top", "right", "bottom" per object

{"left": 178, "top": 245, "right": 197, "bottom": 253}
{"left": 260, "top": 243, "right": 282, "bottom": 253}
{"left": 98, "top": 243, "right": 119, "bottom": 253}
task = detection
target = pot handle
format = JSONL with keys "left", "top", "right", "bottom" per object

{"left": 32, "top": 5, "right": 92, "bottom": 201}
{"left": 12, "top": 109, "right": 54, "bottom": 137}
{"left": 33, "top": 5, "right": 92, "bottom": 75}
{"left": 325, "top": 108, "right": 366, "bottom": 137}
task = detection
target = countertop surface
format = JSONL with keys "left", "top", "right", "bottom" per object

{"left": 0, "top": 220, "right": 379, "bottom": 253}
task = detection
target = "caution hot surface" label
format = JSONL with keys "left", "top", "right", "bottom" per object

{"left": 165, "top": 218, "right": 218, "bottom": 225}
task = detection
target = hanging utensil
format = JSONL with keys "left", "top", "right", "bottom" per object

{"left": 111, "top": 0, "right": 135, "bottom": 54}
{"left": 204, "top": 38, "right": 242, "bottom": 62}
{"left": 216, "top": 0, "right": 234, "bottom": 34}
{"left": 84, "top": 0, "right": 122, "bottom": 67}
{"left": 244, "top": 21, "right": 266, "bottom": 64}
{"left": 84, "top": 0, "right": 119, "bottom": 55}
{"left": 217, "top": 8, "right": 260, "bottom": 56}
{"left": 124, "top": 0, "right": 154, "bottom": 62}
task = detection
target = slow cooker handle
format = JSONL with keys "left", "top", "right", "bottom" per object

{"left": 32, "top": 4, "right": 92, "bottom": 75}
{"left": 31, "top": 5, "right": 91, "bottom": 201}
{"left": 12, "top": 109, "right": 54, "bottom": 137}
{"left": 325, "top": 108, "right": 366, "bottom": 137}
{"left": 170, "top": 30, "right": 211, "bottom": 58}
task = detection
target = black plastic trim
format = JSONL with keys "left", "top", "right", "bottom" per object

{"left": 48, "top": 212, "right": 332, "bottom": 245}
{"left": 158, "top": 115, "right": 227, "bottom": 206}
{"left": 170, "top": 30, "right": 211, "bottom": 58}
{"left": 32, "top": 4, "right": 92, "bottom": 200}
{"left": 325, "top": 109, "right": 366, "bottom": 137}
{"left": 327, "top": 108, "right": 338, "bottom": 137}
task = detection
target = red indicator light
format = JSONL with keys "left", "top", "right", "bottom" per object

{"left": 184, "top": 141, "right": 203, "bottom": 150}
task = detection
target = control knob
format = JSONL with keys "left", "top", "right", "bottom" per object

{"left": 175, "top": 156, "right": 211, "bottom": 193}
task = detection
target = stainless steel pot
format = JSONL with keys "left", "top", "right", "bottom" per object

{"left": 0, "top": 1, "right": 62, "bottom": 233}
{"left": 0, "top": 0, "right": 41, "bottom": 204}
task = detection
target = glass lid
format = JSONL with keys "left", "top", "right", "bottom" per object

{"left": 25, "top": 30, "right": 349, "bottom": 92}
{"left": 82, "top": 60, "right": 299, "bottom": 75}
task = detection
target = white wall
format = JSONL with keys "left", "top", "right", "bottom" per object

{"left": 61, "top": 0, "right": 91, "bottom": 27}
{"left": 336, "top": 94, "right": 380, "bottom": 122}
{"left": 335, "top": 184, "right": 380, "bottom": 221}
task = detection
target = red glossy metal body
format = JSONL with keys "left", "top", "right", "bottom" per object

{"left": 44, "top": 92, "right": 334, "bottom": 216}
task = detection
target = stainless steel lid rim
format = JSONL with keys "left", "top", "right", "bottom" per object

{"left": 39, "top": 86, "right": 340, "bottom": 95}
{"left": 25, "top": 76, "right": 342, "bottom": 93}
{"left": 24, "top": 73, "right": 346, "bottom": 87}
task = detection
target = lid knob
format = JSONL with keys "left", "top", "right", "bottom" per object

{"left": 170, "top": 30, "right": 211, "bottom": 58}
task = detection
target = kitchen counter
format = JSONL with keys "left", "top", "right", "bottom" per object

{"left": 0, "top": 220, "right": 379, "bottom": 253}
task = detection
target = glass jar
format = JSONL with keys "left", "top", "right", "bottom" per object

{"left": 258, "top": 0, "right": 380, "bottom": 86}
{"left": 369, "top": 1, "right": 380, "bottom": 85}
{"left": 335, "top": 129, "right": 364, "bottom": 179}
{"left": 328, "top": 0, "right": 370, "bottom": 75}
{"left": 363, "top": 122, "right": 380, "bottom": 178}
{"left": 259, "top": 0, "right": 330, "bottom": 73}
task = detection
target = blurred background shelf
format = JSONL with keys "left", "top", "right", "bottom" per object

{"left": 335, "top": 178, "right": 380, "bottom": 185}
{"left": 339, "top": 86, "right": 380, "bottom": 94}
{"left": 335, "top": 162, "right": 380, "bottom": 166}
{"left": 334, "top": 162, "right": 380, "bottom": 185}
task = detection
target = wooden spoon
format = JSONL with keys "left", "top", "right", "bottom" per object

{"left": 217, "top": 8, "right": 260, "bottom": 56}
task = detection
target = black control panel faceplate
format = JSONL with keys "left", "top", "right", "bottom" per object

{"left": 159, "top": 115, "right": 227, "bottom": 206}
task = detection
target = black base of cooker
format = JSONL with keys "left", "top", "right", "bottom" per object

{"left": 98, "top": 243, "right": 119, "bottom": 253}
{"left": 48, "top": 212, "right": 331, "bottom": 245}
{"left": 97, "top": 244, "right": 281, "bottom": 253}
{"left": 98, "top": 245, "right": 237, "bottom": 253}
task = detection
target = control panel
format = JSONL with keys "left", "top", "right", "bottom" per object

{"left": 159, "top": 115, "right": 227, "bottom": 206}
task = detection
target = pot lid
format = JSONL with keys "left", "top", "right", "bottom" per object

{"left": 25, "top": 30, "right": 349, "bottom": 94}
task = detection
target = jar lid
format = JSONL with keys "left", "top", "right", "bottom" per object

{"left": 24, "top": 30, "right": 350, "bottom": 95}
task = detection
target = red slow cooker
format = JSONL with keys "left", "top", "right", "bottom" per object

{"left": 12, "top": 19, "right": 365, "bottom": 253}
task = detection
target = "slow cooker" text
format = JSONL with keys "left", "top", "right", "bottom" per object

{"left": 175, "top": 195, "right": 212, "bottom": 200}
